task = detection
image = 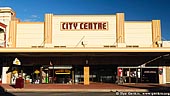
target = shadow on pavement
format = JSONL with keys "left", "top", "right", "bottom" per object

{"left": 0, "top": 86, "right": 15, "bottom": 96}
{"left": 119, "top": 84, "right": 170, "bottom": 92}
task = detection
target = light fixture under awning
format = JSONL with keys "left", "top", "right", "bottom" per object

{"left": 48, "top": 66, "right": 72, "bottom": 69}
{"left": 55, "top": 73, "right": 71, "bottom": 74}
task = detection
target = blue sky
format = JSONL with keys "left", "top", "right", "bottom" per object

{"left": 0, "top": 0, "right": 170, "bottom": 40}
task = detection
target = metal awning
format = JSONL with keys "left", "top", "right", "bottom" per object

{"left": 0, "top": 47, "right": 170, "bottom": 53}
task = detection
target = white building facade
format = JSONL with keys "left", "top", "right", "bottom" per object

{"left": 0, "top": 7, "right": 170, "bottom": 85}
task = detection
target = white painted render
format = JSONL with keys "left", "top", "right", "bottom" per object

{"left": 16, "top": 23, "right": 44, "bottom": 47}
{"left": 52, "top": 15, "right": 116, "bottom": 47}
{"left": 125, "top": 21, "right": 152, "bottom": 47}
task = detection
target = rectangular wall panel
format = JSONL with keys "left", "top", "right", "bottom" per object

{"left": 125, "top": 22, "right": 152, "bottom": 47}
{"left": 16, "top": 23, "right": 44, "bottom": 47}
{"left": 52, "top": 15, "right": 116, "bottom": 47}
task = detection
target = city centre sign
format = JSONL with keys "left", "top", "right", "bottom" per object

{"left": 60, "top": 22, "right": 108, "bottom": 31}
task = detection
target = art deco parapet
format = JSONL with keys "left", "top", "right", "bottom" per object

{"left": 152, "top": 20, "right": 162, "bottom": 47}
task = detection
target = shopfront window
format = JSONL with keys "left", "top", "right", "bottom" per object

{"left": 118, "top": 67, "right": 159, "bottom": 83}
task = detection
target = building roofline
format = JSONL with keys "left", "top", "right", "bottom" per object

{"left": 0, "top": 7, "right": 16, "bottom": 16}
{"left": 53, "top": 14, "right": 117, "bottom": 16}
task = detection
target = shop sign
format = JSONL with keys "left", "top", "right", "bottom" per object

{"left": 60, "top": 22, "right": 108, "bottom": 31}
{"left": 13, "top": 58, "right": 21, "bottom": 65}
{"left": 34, "top": 70, "right": 40, "bottom": 74}
{"left": 12, "top": 70, "right": 18, "bottom": 74}
{"left": 55, "top": 69, "right": 71, "bottom": 74}
{"left": 144, "top": 71, "right": 156, "bottom": 73}
{"left": 118, "top": 68, "right": 122, "bottom": 77}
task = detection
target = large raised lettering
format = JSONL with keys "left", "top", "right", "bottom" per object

{"left": 61, "top": 22, "right": 108, "bottom": 31}
{"left": 73, "top": 23, "right": 78, "bottom": 29}
{"left": 62, "top": 23, "right": 66, "bottom": 29}
{"left": 93, "top": 23, "right": 97, "bottom": 29}
{"left": 80, "top": 23, "right": 83, "bottom": 29}
{"left": 69, "top": 23, "right": 73, "bottom": 29}
{"left": 103, "top": 22, "right": 107, "bottom": 29}
{"left": 84, "top": 23, "right": 88, "bottom": 29}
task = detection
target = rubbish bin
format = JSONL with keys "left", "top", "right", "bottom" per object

{"left": 15, "top": 77, "right": 24, "bottom": 88}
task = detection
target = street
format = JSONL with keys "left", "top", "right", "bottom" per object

{"left": 1, "top": 92, "right": 116, "bottom": 96}
{"left": 2, "top": 92, "right": 170, "bottom": 96}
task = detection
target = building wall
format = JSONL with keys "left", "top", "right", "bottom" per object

{"left": 163, "top": 41, "right": 170, "bottom": 47}
{"left": 0, "top": 7, "right": 17, "bottom": 47}
{"left": 0, "top": 26, "right": 6, "bottom": 47}
{"left": 0, "top": 13, "right": 12, "bottom": 24}
{"left": 16, "top": 22, "right": 44, "bottom": 47}
{"left": 0, "top": 13, "right": 12, "bottom": 47}
{"left": 1, "top": 7, "right": 169, "bottom": 85}
{"left": 0, "top": 9, "right": 164, "bottom": 48}
{"left": 125, "top": 21, "right": 152, "bottom": 47}
{"left": 0, "top": 7, "right": 166, "bottom": 48}
{"left": 52, "top": 15, "right": 116, "bottom": 47}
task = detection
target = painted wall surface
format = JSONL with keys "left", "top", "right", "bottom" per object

{"left": 0, "top": 32, "right": 5, "bottom": 47}
{"left": 11, "top": 14, "right": 160, "bottom": 48}
{"left": 163, "top": 41, "right": 170, "bottom": 47}
{"left": 16, "top": 22, "right": 44, "bottom": 47}
{"left": 52, "top": 15, "right": 116, "bottom": 47}
{"left": 0, "top": 13, "right": 12, "bottom": 26}
{"left": 0, "top": 13, "right": 12, "bottom": 47}
{"left": 125, "top": 22, "right": 152, "bottom": 47}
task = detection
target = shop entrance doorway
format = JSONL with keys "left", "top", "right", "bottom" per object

{"left": 74, "top": 65, "right": 117, "bottom": 84}
{"left": 54, "top": 74, "right": 72, "bottom": 84}
{"left": 52, "top": 69, "right": 72, "bottom": 84}
{"left": 45, "top": 66, "right": 72, "bottom": 84}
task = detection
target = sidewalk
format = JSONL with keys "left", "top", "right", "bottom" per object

{"left": 1, "top": 83, "right": 170, "bottom": 92}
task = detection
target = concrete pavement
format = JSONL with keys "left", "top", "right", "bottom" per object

{"left": 1, "top": 83, "right": 170, "bottom": 92}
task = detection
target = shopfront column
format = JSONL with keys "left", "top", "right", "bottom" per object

{"left": 9, "top": 20, "right": 18, "bottom": 48}
{"left": 165, "top": 66, "right": 170, "bottom": 83}
{"left": 84, "top": 66, "right": 90, "bottom": 85}
{"left": 116, "top": 13, "right": 126, "bottom": 47}
{"left": 44, "top": 14, "right": 53, "bottom": 44}
{"left": 159, "top": 67, "right": 163, "bottom": 84}
{"left": 2, "top": 67, "right": 10, "bottom": 84}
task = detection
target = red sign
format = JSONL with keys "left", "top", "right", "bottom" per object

{"left": 60, "top": 22, "right": 108, "bottom": 31}
{"left": 118, "top": 68, "right": 122, "bottom": 77}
